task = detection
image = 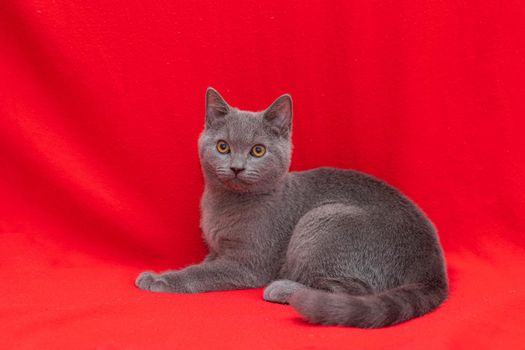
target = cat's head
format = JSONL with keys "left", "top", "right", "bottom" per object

{"left": 198, "top": 88, "right": 292, "bottom": 193}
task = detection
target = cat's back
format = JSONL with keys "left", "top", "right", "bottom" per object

{"left": 287, "top": 167, "right": 412, "bottom": 208}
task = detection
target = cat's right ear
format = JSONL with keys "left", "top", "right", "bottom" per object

{"left": 263, "top": 94, "right": 293, "bottom": 137}
{"left": 205, "top": 87, "right": 230, "bottom": 129}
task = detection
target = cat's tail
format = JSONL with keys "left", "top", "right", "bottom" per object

{"left": 288, "top": 281, "right": 447, "bottom": 328}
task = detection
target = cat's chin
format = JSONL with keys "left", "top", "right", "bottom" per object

{"left": 222, "top": 178, "right": 254, "bottom": 193}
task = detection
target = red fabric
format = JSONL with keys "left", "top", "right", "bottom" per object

{"left": 1, "top": 1, "right": 524, "bottom": 348}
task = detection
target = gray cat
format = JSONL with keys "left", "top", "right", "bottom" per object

{"left": 136, "top": 88, "right": 448, "bottom": 328}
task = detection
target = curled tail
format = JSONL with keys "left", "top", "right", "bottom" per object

{"left": 288, "top": 282, "right": 448, "bottom": 328}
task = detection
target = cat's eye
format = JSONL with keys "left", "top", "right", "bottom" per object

{"left": 250, "top": 144, "right": 266, "bottom": 157}
{"left": 216, "top": 140, "right": 230, "bottom": 154}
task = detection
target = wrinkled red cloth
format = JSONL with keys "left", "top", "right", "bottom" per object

{"left": 1, "top": 1, "right": 524, "bottom": 349}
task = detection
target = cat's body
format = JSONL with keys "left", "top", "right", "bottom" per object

{"left": 136, "top": 88, "right": 448, "bottom": 328}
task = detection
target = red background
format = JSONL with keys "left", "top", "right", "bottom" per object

{"left": 1, "top": 1, "right": 524, "bottom": 349}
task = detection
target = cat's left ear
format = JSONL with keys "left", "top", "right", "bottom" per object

{"left": 205, "top": 87, "right": 230, "bottom": 129}
{"left": 263, "top": 94, "right": 293, "bottom": 137}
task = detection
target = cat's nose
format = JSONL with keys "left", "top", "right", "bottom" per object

{"left": 230, "top": 167, "right": 245, "bottom": 176}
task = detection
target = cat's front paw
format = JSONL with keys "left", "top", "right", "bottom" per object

{"left": 135, "top": 271, "right": 188, "bottom": 293}
{"left": 135, "top": 271, "right": 159, "bottom": 290}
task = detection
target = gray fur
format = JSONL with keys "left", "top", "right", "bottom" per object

{"left": 264, "top": 279, "right": 306, "bottom": 304}
{"left": 136, "top": 87, "right": 448, "bottom": 328}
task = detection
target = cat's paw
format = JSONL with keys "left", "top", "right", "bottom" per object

{"left": 135, "top": 271, "right": 189, "bottom": 293}
{"left": 148, "top": 279, "right": 172, "bottom": 292}
{"left": 135, "top": 271, "right": 159, "bottom": 290}
{"left": 263, "top": 279, "right": 305, "bottom": 304}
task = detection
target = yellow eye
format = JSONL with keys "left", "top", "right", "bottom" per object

{"left": 250, "top": 144, "right": 266, "bottom": 157}
{"left": 216, "top": 140, "right": 230, "bottom": 154}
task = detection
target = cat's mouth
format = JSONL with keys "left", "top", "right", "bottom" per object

{"left": 222, "top": 176, "right": 254, "bottom": 191}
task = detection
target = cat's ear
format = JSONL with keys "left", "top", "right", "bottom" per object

{"left": 263, "top": 94, "right": 293, "bottom": 137}
{"left": 205, "top": 87, "right": 230, "bottom": 128}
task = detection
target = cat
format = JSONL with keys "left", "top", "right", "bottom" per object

{"left": 136, "top": 87, "right": 448, "bottom": 328}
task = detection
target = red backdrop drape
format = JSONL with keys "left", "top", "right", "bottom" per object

{"left": 1, "top": 1, "right": 524, "bottom": 349}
